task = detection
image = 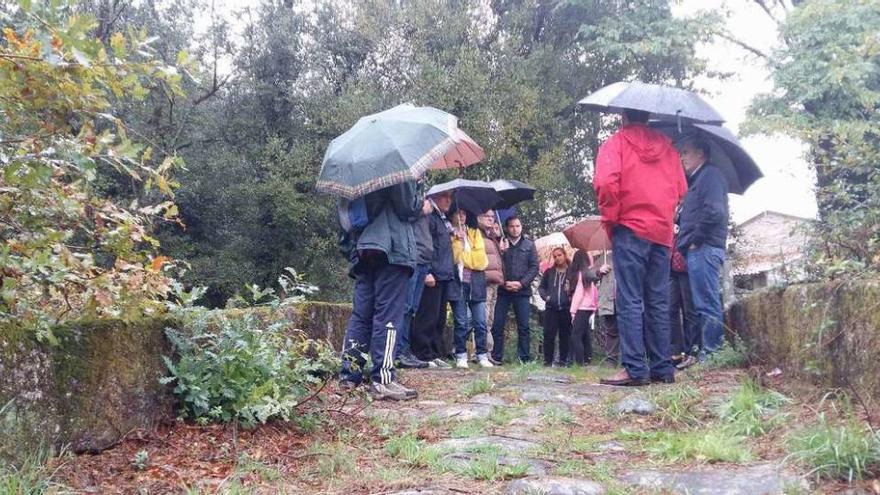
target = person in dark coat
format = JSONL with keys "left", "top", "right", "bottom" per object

{"left": 411, "top": 190, "right": 455, "bottom": 368}
{"left": 490, "top": 216, "right": 539, "bottom": 363}
{"left": 396, "top": 199, "right": 434, "bottom": 369}
{"left": 676, "top": 136, "right": 729, "bottom": 361}
{"left": 338, "top": 180, "right": 421, "bottom": 401}
{"left": 538, "top": 247, "right": 571, "bottom": 366}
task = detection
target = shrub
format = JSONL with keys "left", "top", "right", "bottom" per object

{"left": 703, "top": 336, "right": 749, "bottom": 369}
{"left": 162, "top": 310, "right": 339, "bottom": 427}
{"left": 787, "top": 413, "right": 880, "bottom": 482}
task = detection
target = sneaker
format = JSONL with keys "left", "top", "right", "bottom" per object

{"left": 676, "top": 355, "right": 698, "bottom": 370}
{"left": 385, "top": 381, "right": 418, "bottom": 399}
{"left": 432, "top": 358, "right": 452, "bottom": 369}
{"left": 477, "top": 354, "right": 494, "bottom": 368}
{"left": 369, "top": 382, "right": 408, "bottom": 401}
{"left": 455, "top": 354, "right": 470, "bottom": 369}
{"left": 488, "top": 356, "right": 503, "bottom": 366}
{"left": 398, "top": 351, "right": 429, "bottom": 369}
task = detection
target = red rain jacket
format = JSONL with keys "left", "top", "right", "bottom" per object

{"left": 593, "top": 123, "right": 687, "bottom": 248}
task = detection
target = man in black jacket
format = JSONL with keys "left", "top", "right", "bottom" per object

{"left": 490, "top": 216, "right": 539, "bottom": 363}
{"left": 411, "top": 191, "right": 455, "bottom": 368}
{"left": 676, "top": 136, "right": 729, "bottom": 360}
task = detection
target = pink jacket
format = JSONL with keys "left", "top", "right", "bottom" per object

{"left": 569, "top": 271, "right": 598, "bottom": 316}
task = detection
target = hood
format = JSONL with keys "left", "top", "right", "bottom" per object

{"left": 619, "top": 123, "right": 673, "bottom": 163}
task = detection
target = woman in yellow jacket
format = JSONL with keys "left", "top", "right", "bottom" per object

{"left": 449, "top": 208, "right": 494, "bottom": 368}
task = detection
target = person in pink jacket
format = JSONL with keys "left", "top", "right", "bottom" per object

{"left": 566, "top": 250, "right": 606, "bottom": 365}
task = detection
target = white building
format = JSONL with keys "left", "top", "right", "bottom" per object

{"left": 729, "top": 211, "right": 813, "bottom": 292}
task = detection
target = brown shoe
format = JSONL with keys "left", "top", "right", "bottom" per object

{"left": 600, "top": 369, "right": 650, "bottom": 387}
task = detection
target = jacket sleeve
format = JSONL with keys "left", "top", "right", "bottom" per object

{"left": 695, "top": 167, "right": 727, "bottom": 245}
{"left": 453, "top": 229, "right": 489, "bottom": 271}
{"left": 538, "top": 268, "right": 550, "bottom": 301}
{"left": 593, "top": 136, "right": 622, "bottom": 226}
{"left": 389, "top": 180, "right": 421, "bottom": 222}
{"left": 519, "top": 242, "right": 540, "bottom": 286}
{"left": 569, "top": 273, "right": 583, "bottom": 316}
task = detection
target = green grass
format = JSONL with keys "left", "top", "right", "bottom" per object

{"left": 542, "top": 404, "right": 576, "bottom": 426}
{"left": 718, "top": 378, "right": 790, "bottom": 436}
{"left": 461, "top": 374, "right": 494, "bottom": 397}
{"left": 509, "top": 361, "right": 543, "bottom": 383}
{"left": 701, "top": 336, "right": 749, "bottom": 369}
{"left": 651, "top": 384, "right": 704, "bottom": 427}
{"left": 310, "top": 442, "right": 356, "bottom": 477}
{"left": 620, "top": 428, "right": 754, "bottom": 464}
{"left": 385, "top": 434, "right": 447, "bottom": 468}
{"left": 786, "top": 413, "right": 880, "bottom": 482}
{"left": 0, "top": 445, "right": 61, "bottom": 495}
{"left": 488, "top": 406, "right": 522, "bottom": 426}
{"left": 452, "top": 451, "right": 529, "bottom": 481}
{"left": 450, "top": 419, "right": 487, "bottom": 438}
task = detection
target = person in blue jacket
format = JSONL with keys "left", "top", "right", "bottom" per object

{"left": 676, "top": 136, "right": 729, "bottom": 361}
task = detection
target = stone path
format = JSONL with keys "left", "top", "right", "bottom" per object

{"left": 360, "top": 366, "right": 810, "bottom": 495}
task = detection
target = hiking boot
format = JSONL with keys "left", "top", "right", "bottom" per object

{"left": 676, "top": 355, "right": 698, "bottom": 370}
{"left": 455, "top": 353, "right": 470, "bottom": 369}
{"left": 369, "top": 382, "right": 408, "bottom": 401}
{"left": 431, "top": 358, "right": 452, "bottom": 369}
{"left": 385, "top": 381, "right": 418, "bottom": 399}
{"left": 488, "top": 356, "right": 503, "bottom": 366}
{"left": 398, "top": 351, "right": 429, "bottom": 369}
{"left": 477, "top": 354, "right": 494, "bottom": 368}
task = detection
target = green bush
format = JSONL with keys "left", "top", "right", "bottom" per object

{"left": 787, "top": 413, "right": 880, "bottom": 482}
{"left": 703, "top": 336, "right": 749, "bottom": 369}
{"left": 162, "top": 310, "right": 339, "bottom": 427}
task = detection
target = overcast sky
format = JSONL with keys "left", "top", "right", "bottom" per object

{"left": 675, "top": 0, "right": 818, "bottom": 223}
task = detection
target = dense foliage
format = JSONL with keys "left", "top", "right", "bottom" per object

{"left": 746, "top": 0, "right": 880, "bottom": 276}
{"left": 65, "top": 0, "right": 718, "bottom": 306}
{"left": 0, "top": 1, "right": 186, "bottom": 341}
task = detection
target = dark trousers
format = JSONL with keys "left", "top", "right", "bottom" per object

{"left": 490, "top": 293, "right": 531, "bottom": 362}
{"left": 612, "top": 226, "right": 674, "bottom": 380}
{"left": 670, "top": 270, "right": 700, "bottom": 356}
{"left": 542, "top": 308, "right": 571, "bottom": 365}
{"left": 450, "top": 283, "right": 488, "bottom": 356}
{"left": 397, "top": 263, "right": 430, "bottom": 357}
{"left": 339, "top": 259, "right": 411, "bottom": 385}
{"left": 686, "top": 245, "right": 726, "bottom": 357}
{"left": 598, "top": 314, "right": 619, "bottom": 365}
{"left": 570, "top": 310, "right": 593, "bottom": 365}
{"left": 411, "top": 280, "right": 449, "bottom": 361}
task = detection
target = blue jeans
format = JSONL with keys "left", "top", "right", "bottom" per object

{"left": 491, "top": 293, "right": 531, "bottom": 362}
{"left": 612, "top": 226, "right": 674, "bottom": 380}
{"left": 340, "top": 259, "right": 410, "bottom": 385}
{"left": 450, "top": 283, "right": 488, "bottom": 355}
{"left": 396, "top": 263, "right": 430, "bottom": 357}
{"left": 686, "top": 245, "right": 725, "bottom": 357}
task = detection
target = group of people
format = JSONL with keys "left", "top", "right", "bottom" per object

{"left": 336, "top": 107, "right": 729, "bottom": 399}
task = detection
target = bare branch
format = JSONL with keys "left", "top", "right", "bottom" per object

{"left": 716, "top": 32, "right": 771, "bottom": 61}
{"left": 753, "top": 0, "right": 783, "bottom": 26}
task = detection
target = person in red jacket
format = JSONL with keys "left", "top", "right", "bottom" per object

{"left": 593, "top": 109, "right": 687, "bottom": 386}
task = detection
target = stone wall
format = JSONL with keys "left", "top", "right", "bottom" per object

{"left": 726, "top": 279, "right": 880, "bottom": 407}
{"left": 0, "top": 302, "right": 352, "bottom": 459}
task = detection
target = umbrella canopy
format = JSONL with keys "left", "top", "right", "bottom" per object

{"left": 490, "top": 179, "right": 537, "bottom": 209}
{"left": 650, "top": 122, "right": 763, "bottom": 195}
{"left": 563, "top": 216, "right": 611, "bottom": 252}
{"left": 578, "top": 81, "right": 725, "bottom": 125}
{"left": 534, "top": 232, "right": 575, "bottom": 264}
{"left": 427, "top": 178, "right": 501, "bottom": 214}
{"left": 316, "top": 104, "right": 485, "bottom": 198}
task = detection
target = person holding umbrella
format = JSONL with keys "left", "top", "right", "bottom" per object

{"left": 592, "top": 108, "right": 688, "bottom": 386}
{"left": 449, "top": 208, "right": 494, "bottom": 368}
{"left": 676, "top": 136, "right": 729, "bottom": 363}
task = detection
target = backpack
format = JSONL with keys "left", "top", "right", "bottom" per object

{"left": 337, "top": 197, "right": 370, "bottom": 233}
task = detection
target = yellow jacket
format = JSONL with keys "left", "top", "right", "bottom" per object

{"left": 452, "top": 227, "right": 489, "bottom": 271}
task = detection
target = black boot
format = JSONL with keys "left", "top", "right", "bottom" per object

{"left": 398, "top": 350, "right": 429, "bottom": 369}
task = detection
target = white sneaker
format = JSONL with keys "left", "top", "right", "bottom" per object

{"left": 477, "top": 354, "right": 494, "bottom": 368}
{"left": 431, "top": 358, "right": 452, "bottom": 369}
{"left": 455, "top": 354, "right": 470, "bottom": 369}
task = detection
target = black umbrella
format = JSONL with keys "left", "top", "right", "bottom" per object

{"left": 651, "top": 122, "right": 763, "bottom": 195}
{"left": 489, "top": 179, "right": 536, "bottom": 209}
{"left": 578, "top": 81, "right": 725, "bottom": 125}
{"left": 426, "top": 178, "right": 501, "bottom": 214}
